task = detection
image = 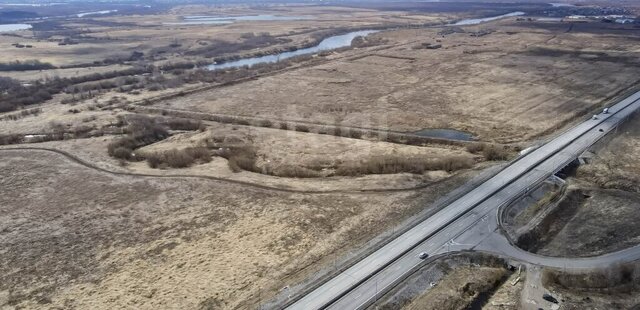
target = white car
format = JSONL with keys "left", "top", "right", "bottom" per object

{"left": 603, "top": 107, "right": 609, "bottom": 114}
{"left": 418, "top": 252, "right": 429, "bottom": 259}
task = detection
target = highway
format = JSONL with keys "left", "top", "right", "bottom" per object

{"left": 284, "top": 89, "right": 640, "bottom": 310}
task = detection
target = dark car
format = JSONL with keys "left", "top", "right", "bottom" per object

{"left": 543, "top": 293, "right": 559, "bottom": 304}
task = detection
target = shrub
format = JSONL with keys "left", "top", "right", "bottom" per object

{"left": 160, "top": 117, "right": 203, "bottom": 131}
{"left": 219, "top": 146, "right": 259, "bottom": 173}
{"left": 335, "top": 155, "right": 473, "bottom": 176}
{"left": 267, "top": 164, "right": 323, "bottom": 178}
{"left": 111, "top": 146, "right": 134, "bottom": 160}
{"left": 146, "top": 147, "right": 211, "bottom": 169}
{"left": 0, "top": 107, "right": 41, "bottom": 121}
{"left": 236, "top": 119, "right": 250, "bottom": 126}
{"left": 482, "top": 145, "right": 510, "bottom": 161}
{"left": 348, "top": 130, "right": 363, "bottom": 139}
{"left": 0, "top": 79, "right": 53, "bottom": 113}
{"left": 0, "top": 134, "right": 23, "bottom": 145}
{"left": 295, "top": 124, "right": 310, "bottom": 132}
{"left": 106, "top": 116, "right": 170, "bottom": 160}
{"left": 154, "top": 150, "right": 193, "bottom": 168}
{"left": 465, "top": 143, "right": 511, "bottom": 161}
{"left": 256, "top": 119, "right": 273, "bottom": 128}
{"left": 0, "top": 60, "right": 55, "bottom": 71}
{"left": 466, "top": 143, "right": 485, "bottom": 154}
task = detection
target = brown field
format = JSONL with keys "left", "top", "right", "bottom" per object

{"left": 3, "top": 2, "right": 640, "bottom": 309}
{"left": 0, "top": 5, "right": 452, "bottom": 68}
{"left": 403, "top": 266, "right": 508, "bottom": 310}
{"left": 156, "top": 19, "right": 640, "bottom": 143}
{"left": 0, "top": 148, "right": 475, "bottom": 309}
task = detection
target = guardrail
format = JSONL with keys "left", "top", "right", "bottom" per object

{"left": 345, "top": 93, "right": 640, "bottom": 310}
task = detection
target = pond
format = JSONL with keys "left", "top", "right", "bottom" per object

{"left": 412, "top": 128, "right": 474, "bottom": 141}
{"left": 452, "top": 11, "right": 525, "bottom": 26}
{"left": 0, "top": 24, "right": 32, "bottom": 32}
{"left": 207, "top": 30, "right": 378, "bottom": 71}
{"left": 165, "top": 14, "right": 311, "bottom": 25}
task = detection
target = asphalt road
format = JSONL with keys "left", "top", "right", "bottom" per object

{"left": 284, "top": 89, "right": 640, "bottom": 310}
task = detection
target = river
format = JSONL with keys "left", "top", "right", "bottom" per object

{"left": 206, "top": 11, "right": 527, "bottom": 71}
{"left": 453, "top": 11, "right": 525, "bottom": 26}
{"left": 207, "top": 30, "right": 378, "bottom": 71}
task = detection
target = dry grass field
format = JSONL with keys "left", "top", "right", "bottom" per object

{"left": 156, "top": 19, "right": 640, "bottom": 143}
{"left": 2, "top": 2, "right": 640, "bottom": 309}
{"left": 0, "top": 5, "right": 452, "bottom": 68}
{"left": 403, "top": 266, "right": 508, "bottom": 310}
{"left": 0, "top": 148, "right": 474, "bottom": 309}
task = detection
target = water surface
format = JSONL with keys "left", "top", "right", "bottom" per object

{"left": 453, "top": 12, "right": 525, "bottom": 26}
{"left": 77, "top": 10, "right": 117, "bottom": 18}
{"left": 549, "top": 3, "right": 575, "bottom": 7}
{"left": 0, "top": 23, "right": 32, "bottom": 32}
{"left": 207, "top": 30, "right": 378, "bottom": 71}
{"left": 166, "top": 14, "right": 310, "bottom": 25}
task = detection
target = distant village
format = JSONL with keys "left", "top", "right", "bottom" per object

{"left": 530, "top": 4, "right": 638, "bottom": 24}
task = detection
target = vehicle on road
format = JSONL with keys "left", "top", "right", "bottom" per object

{"left": 603, "top": 107, "right": 609, "bottom": 114}
{"left": 418, "top": 252, "right": 429, "bottom": 259}
{"left": 592, "top": 115, "right": 599, "bottom": 120}
{"left": 543, "top": 293, "right": 559, "bottom": 304}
